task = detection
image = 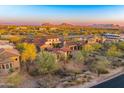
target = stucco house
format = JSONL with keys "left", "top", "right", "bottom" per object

{"left": 33, "top": 36, "right": 62, "bottom": 50}
{"left": 0, "top": 48, "right": 20, "bottom": 75}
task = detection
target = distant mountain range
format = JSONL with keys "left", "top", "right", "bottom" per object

{"left": 89, "top": 24, "right": 120, "bottom": 29}
{"left": 42, "top": 23, "right": 74, "bottom": 27}
{"left": 0, "top": 22, "right": 124, "bottom": 29}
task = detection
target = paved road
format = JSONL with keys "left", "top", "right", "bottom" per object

{"left": 92, "top": 74, "right": 124, "bottom": 88}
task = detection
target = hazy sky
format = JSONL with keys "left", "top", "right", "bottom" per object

{"left": 0, "top": 5, "right": 124, "bottom": 25}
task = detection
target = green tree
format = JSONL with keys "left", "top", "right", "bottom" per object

{"left": 0, "top": 30, "right": 6, "bottom": 35}
{"left": 16, "top": 43, "right": 37, "bottom": 71}
{"left": 82, "top": 44, "right": 95, "bottom": 56}
{"left": 92, "top": 43, "right": 102, "bottom": 51}
{"left": 9, "top": 36, "right": 21, "bottom": 44}
{"left": 106, "top": 45, "right": 122, "bottom": 57}
{"left": 36, "top": 51, "right": 59, "bottom": 74}
{"left": 118, "top": 42, "right": 124, "bottom": 50}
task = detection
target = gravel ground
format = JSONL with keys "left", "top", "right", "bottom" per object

{"left": 70, "top": 67, "right": 124, "bottom": 88}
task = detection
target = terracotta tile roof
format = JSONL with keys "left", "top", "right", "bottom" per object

{"left": 33, "top": 38, "right": 46, "bottom": 46}
{"left": 0, "top": 59, "right": 11, "bottom": 64}
{"left": 22, "top": 36, "right": 61, "bottom": 46}
{"left": 0, "top": 48, "right": 20, "bottom": 63}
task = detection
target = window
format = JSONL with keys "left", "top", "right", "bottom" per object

{"left": 6, "top": 64, "right": 9, "bottom": 69}
{"left": 10, "top": 63, "right": 12, "bottom": 68}
{"left": 2, "top": 65, "right": 5, "bottom": 69}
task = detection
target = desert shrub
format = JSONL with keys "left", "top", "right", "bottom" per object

{"left": 9, "top": 68, "right": 14, "bottom": 73}
{"left": 29, "top": 68, "right": 39, "bottom": 76}
{"left": 72, "top": 51, "right": 84, "bottom": 63}
{"left": 7, "top": 74, "right": 22, "bottom": 86}
{"left": 90, "top": 58, "right": 110, "bottom": 76}
{"left": 64, "top": 62, "right": 83, "bottom": 80}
